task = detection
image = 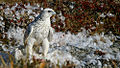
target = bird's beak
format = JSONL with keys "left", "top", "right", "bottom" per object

{"left": 51, "top": 12, "right": 56, "bottom": 21}
{"left": 51, "top": 12, "right": 56, "bottom": 19}
{"left": 52, "top": 12, "right": 56, "bottom": 15}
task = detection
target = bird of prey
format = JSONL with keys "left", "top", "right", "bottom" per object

{"left": 24, "top": 8, "right": 56, "bottom": 59}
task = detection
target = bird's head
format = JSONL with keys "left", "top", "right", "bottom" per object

{"left": 40, "top": 8, "right": 56, "bottom": 19}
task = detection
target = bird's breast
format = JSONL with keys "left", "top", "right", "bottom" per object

{"left": 33, "top": 25, "right": 50, "bottom": 40}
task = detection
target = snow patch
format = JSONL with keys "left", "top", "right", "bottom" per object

{"left": 7, "top": 27, "right": 24, "bottom": 45}
{"left": 46, "top": 50, "right": 80, "bottom": 65}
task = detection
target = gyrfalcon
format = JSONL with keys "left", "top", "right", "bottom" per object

{"left": 24, "top": 8, "right": 56, "bottom": 59}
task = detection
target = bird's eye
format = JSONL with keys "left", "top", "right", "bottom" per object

{"left": 48, "top": 10, "right": 51, "bottom": 13}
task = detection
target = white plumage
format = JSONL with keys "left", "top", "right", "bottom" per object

{"left": 24, "top": 8, "right": 56, "bottom": 59}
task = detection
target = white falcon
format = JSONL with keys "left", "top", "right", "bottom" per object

{"left": 24, "top": 8, "right": 56, "bottom": 59}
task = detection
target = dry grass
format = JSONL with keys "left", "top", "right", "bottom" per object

{"left": 0, "top": 0, "right": 119, "bottom": 35}
{"left": 0, "top": 0, "right": 119, "bottom": 68}
{"left": 0, "top": 55, "right": 76, "bottom": 68}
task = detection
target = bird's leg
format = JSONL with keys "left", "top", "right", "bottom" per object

{"left": 25, "top": 39, "right": 35, "bottom": 60}
{"left": 42, "top": 38, "right": 49, "bottom": 58}
{"left": 26, "top": 45, "right": 33, "bottom": 60}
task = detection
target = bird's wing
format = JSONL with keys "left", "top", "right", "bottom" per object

{"left": 24, "top": 24, "right": 34, "bottom": 45}
{"left": 48, "top": 27, "right": 54, "bottom": 42}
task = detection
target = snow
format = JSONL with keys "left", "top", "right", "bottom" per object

{"left": 100, "top": 21, "right": 104, "bottom": 24}
{"left": 15, "top": 48, "right": 23, "bottom": 60}
{"left": 46, "top": 50, "right": 80, "bottom": 65}
{"left": 27, "top": 9, "right": 33, "bottom": 15}
{"left": 0, "top": 16, "right": 3, "bottom": 20}
{"left": 2, "top": 27, "right": 117, "bottom": 66}
{"left": 107, "top": 12, "right": 114, "bottom": 17}
{"left": 103, "top": 53, "right": 115, "bottom": 61}
{"left": 25, "top": 3, "right": 32, "bottom": 9}
{"left": 58, "top": 11, "right": 65, "bottom": 21}
{"left": 0, "top": 22, "right": 5, "bottom": 27}
{"left": 97, "top": 60, "right": 102, "bottom": 66}
{"left": 100, "top": 13, "right": 106, "bottom": 18}
{"left": 21, "top": 9, "right": 25, "bottom": 15}
{"left": 2, "top": 45, "right": 9, "bottom": 51}
{"left": 29, "top": 16, "right": 34, "bottom": 20}
{"left": 116, "top": 53, "right": 120, "bottom": 61}
{"left": 0, "top": 2, "right": 119, "bottom": 67}
{"left": 51, "top": 30, "right": 115, "bottom": 50}
{"left": 100, "top": 13, "right": 115, "bottom": 18}
{"left": 7, "top": 27, "right": 24, "bottom": 45}
{"left": 69, "top": 2, "right": 75, "bottom": 9}
{"left": 11, "top": 3, "right": 18, "bottom": 10}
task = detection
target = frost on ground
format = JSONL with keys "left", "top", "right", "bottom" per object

{"left": 0, "top": 2, "right": 119, "bottom": 67}
{"left": 0, "top": 27, "right": 120, "bottom": 67}
{"left": 7, "top": 27, "right": 24, "bottom": 46}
